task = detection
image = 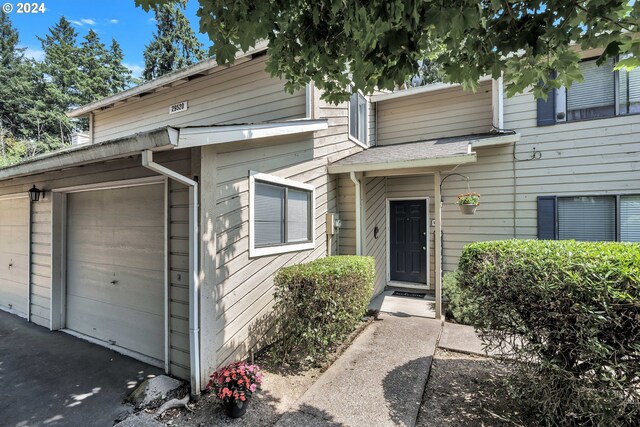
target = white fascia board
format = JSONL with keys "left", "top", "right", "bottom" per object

{"left": 470, "top": 133, "right": 520, "bottom": 148}
{"left": 67, "top": 41, "right": 269, "bottom": 118}
{"left": 327, "top": 153, "right": 477, "bottom": 174}
{"left": 177, "top": 120, "right": 328, "bottom": 148}
{"left": 370, "top": 75, "right": 493, "bottom": 103}
{"left": 0, "top": 128, "right": 176, "bottom": 180}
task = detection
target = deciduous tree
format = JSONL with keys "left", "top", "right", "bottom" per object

{"left": 136, "top": 0, "right": 640, "bottom": 102}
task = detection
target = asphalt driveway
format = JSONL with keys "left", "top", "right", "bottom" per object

{"left": 0, "top": 310, "right": 163, "bottom": 427}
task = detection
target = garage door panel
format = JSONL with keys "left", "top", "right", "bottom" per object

{"left": 0, "top": 199, "right": 28, "bottom": 225}
{"left": 0, "top": 225, "right": 28, "bottom": 254}
{"left": 66, "top": 260, "right": 163, "bottom": 315}
{"left": 66, "top": 294, "right": 164, "bottom": 360}
{"left": 0, "top": 278, "right": 28, "bottom": 314}
{"left": 0, "top": 254, "right": 28, "bottom": 281}
{"left": 67, "top": 227, "right": 164, "bottom": 270}
{"left": 67, "top": 185, "right": 164, "bottom": 227}
{"left": 66, "top": 184, "right": 165, "bottom": 363}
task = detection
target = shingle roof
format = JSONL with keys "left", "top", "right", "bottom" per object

{"left": 328, "top": 132, "right": 517, "bottom": 174}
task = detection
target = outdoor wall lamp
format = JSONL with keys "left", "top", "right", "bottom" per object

{"left": 28, "top": 185, "right": 44, "bottom": 202}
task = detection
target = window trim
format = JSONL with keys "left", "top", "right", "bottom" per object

{"left": 249, "top": 171, "right": 315, "bottom": 257}
{"left": 539, "top": 193, "right": 640, "bottom": 242}
{"left": 543, "top": 56, "right": 640, "bottom": 125}
{"left": 348, "top": 91, "right": 369, "bottom": 148}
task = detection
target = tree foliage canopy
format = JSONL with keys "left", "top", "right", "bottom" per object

{"left": 136, "top": 0, "right": 640, "bottom": 102}
{"left": 0, "top": 12, "right": 133, "bottom": 165}
{"left": 143, "top": 0, "right": 206, "bottom": 80}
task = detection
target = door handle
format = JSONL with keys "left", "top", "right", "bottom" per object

{"left": 422, "top": 246, "right": 426, "bottom": 250}
{"left": 110, "top": 280, "right": 119, "bottom": 285}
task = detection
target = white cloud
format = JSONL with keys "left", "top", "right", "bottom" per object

{"left": 108, "top": 19, "right": 119, "bottom": 24}
{"left": 124, "top": 63, "right": 144, "bottom": 78}
{"left": 70, "top": 18, "right": 96, "bottom": 27}
{"left": 23, "top": 47, "right": 44, "bottom": 62}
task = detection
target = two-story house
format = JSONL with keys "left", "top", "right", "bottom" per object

{"left": 0, "top": 44, "right": 638, "bottom": 396}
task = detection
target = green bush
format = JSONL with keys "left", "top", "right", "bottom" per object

{"left": 442, "top": 271, "right": 476, "bottom": 325}
{"left": 457, "top": 239, "right": 640, "bottom": 426}
{"left": 271, "top": 256, "right": 375, "bottom": 365}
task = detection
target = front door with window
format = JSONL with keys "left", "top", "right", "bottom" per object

{"left": 390, "top": 200, "right": 427, "bottom": 283}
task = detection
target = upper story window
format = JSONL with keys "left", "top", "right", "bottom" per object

{"left": 349, "top": 92, "right": 368, "bottom": 146}
{"left": 537, "top": 57, "right": 640, "bottom": 126}
{"left": 249, "top": 172, "right": 315, "bottom": 257}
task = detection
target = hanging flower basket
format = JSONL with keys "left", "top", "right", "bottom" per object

{"left": 456, "top": 192, "right": 480, "bottom": 215}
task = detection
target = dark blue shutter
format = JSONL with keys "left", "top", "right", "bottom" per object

{"left": 537, "top": 196, "right": 557, "bottom": 240}
{"left": 537, "top": 89, "right": 557, "bottom": 126}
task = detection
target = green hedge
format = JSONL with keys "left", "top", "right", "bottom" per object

{"left": 442, "top": 271, "right": 476, "bottom": 325}
{"left": 458, "top": 239, "right": 640, "bottom": 426}
{"left": 271, "top": 256, "right": 374, "bottom": 365}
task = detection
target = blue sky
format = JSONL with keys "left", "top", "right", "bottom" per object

{"left": 7, "top": 0, "right": 211, "bottom": 77}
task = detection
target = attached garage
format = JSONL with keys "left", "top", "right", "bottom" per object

{"left": 0, "top": 196, "right": 29, "bottom": 318}
{"left": 64, "top": 182, "right": 166, "bottom": 366}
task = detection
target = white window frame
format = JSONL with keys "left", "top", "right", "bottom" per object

{"left": 348, "top": 91, "right": 369, "bottom": 148}
{"left": 555, "top": 56, "right": 640, "bottom": 123}
{"left": 555, "top": 193, "right": 640, "bottom": 242}
{"left": 249, "top": 171, "right": 315, "bottom": 257}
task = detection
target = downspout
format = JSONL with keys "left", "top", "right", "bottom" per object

{"left": 142, "top": 150, "right": 201, "bottom": 397}
{"left": 350, "top": 171, "right": 362, "bottom": 255}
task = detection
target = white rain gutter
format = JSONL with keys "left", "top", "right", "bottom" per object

{"left": 350, "top": 172, "right": 362, "bottom": 255}
{"left": 142, "top": 150, "right": 201, "bottom": 396}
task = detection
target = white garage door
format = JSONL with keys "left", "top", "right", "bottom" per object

{"left": 66, "top": 184, "right": 165, "bottom": 363}
{"left": 0, "top": 197, "right": 29, "bottom": 317}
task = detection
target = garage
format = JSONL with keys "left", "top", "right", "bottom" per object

{"left": 65, "top": 183, "right": 165, "bottom": 366}
{"left": 0, "top": 196, "right": 29, "bottom": 318}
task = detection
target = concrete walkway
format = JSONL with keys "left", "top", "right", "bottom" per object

{"left": 275, "top": 313, "right": 442, "bottom": 427}
{"left": 439, "top": 322, "right": 499, "bottom": 356}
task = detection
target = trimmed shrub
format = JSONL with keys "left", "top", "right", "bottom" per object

{"left": 271, "top": 256, "right": 375, "bottom": 365}
{"left": 442, "top": 271, "right": 476, "bottom": 325}
{"left": 457, "top": 239, "right": 640, "bottom": 426}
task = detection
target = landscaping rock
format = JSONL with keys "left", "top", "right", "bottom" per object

{"left": 127, "top": 375, "right": 186, "bottom": 409}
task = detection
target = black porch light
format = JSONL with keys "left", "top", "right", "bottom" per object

{"left": 28, "top": 185, "right": 43, "bottom": 202}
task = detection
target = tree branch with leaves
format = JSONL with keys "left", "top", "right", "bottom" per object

{"left": 135, "top": 0, "right": 640, "bottom": 103}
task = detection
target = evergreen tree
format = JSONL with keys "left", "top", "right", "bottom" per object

{"left": 143, "top": 0, "right": 206, "bottom": 80}
{"left": 78, "top": 29, "right": 111, "bottom": 105}
{"left": 37, "top": 16, "right": 80, "bottom": 143}
{"left": 0, "top": 12, "right": 38, "bottom": 153}
{"left": 38, "top": 17, "right": 81, "bottom": 107}
{"left": 107, "top": 39, "right": 132, "bottom": 93}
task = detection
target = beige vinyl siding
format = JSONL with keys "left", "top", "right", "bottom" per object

{"left": 368, "top": 100, "right": 376, "bottom": 146}
{"left": 504, "top": 89, "right": 640, "bottom": 239}
{"left": 435, "top": 145, "right": 516, "bottom": 272}
{"left": 31, "top": 198, "right": 51, "bottom": 327}
{"left": 0, "top": 149, "right": 192, "bottom": 379}
{"left": 337, "top": 174, "right": 356, "bottom": 254}
{"left": 168, "top": 180, "right": 191, "bottom": 380}
{"left": 376, "top": 81, "right": 493, "bottom": 146}
{"left": 92, "top": 56, "right": 306, "bottom": 143}
{"left": 198, "top": 92, "right": 359, "bottom": 382}
{"left": 363, "top": 177, "right": 386, "bottom": 295}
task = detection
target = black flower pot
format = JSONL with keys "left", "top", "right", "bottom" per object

{"left": 224, "top": 398, "right": 250, "bottom": 418}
